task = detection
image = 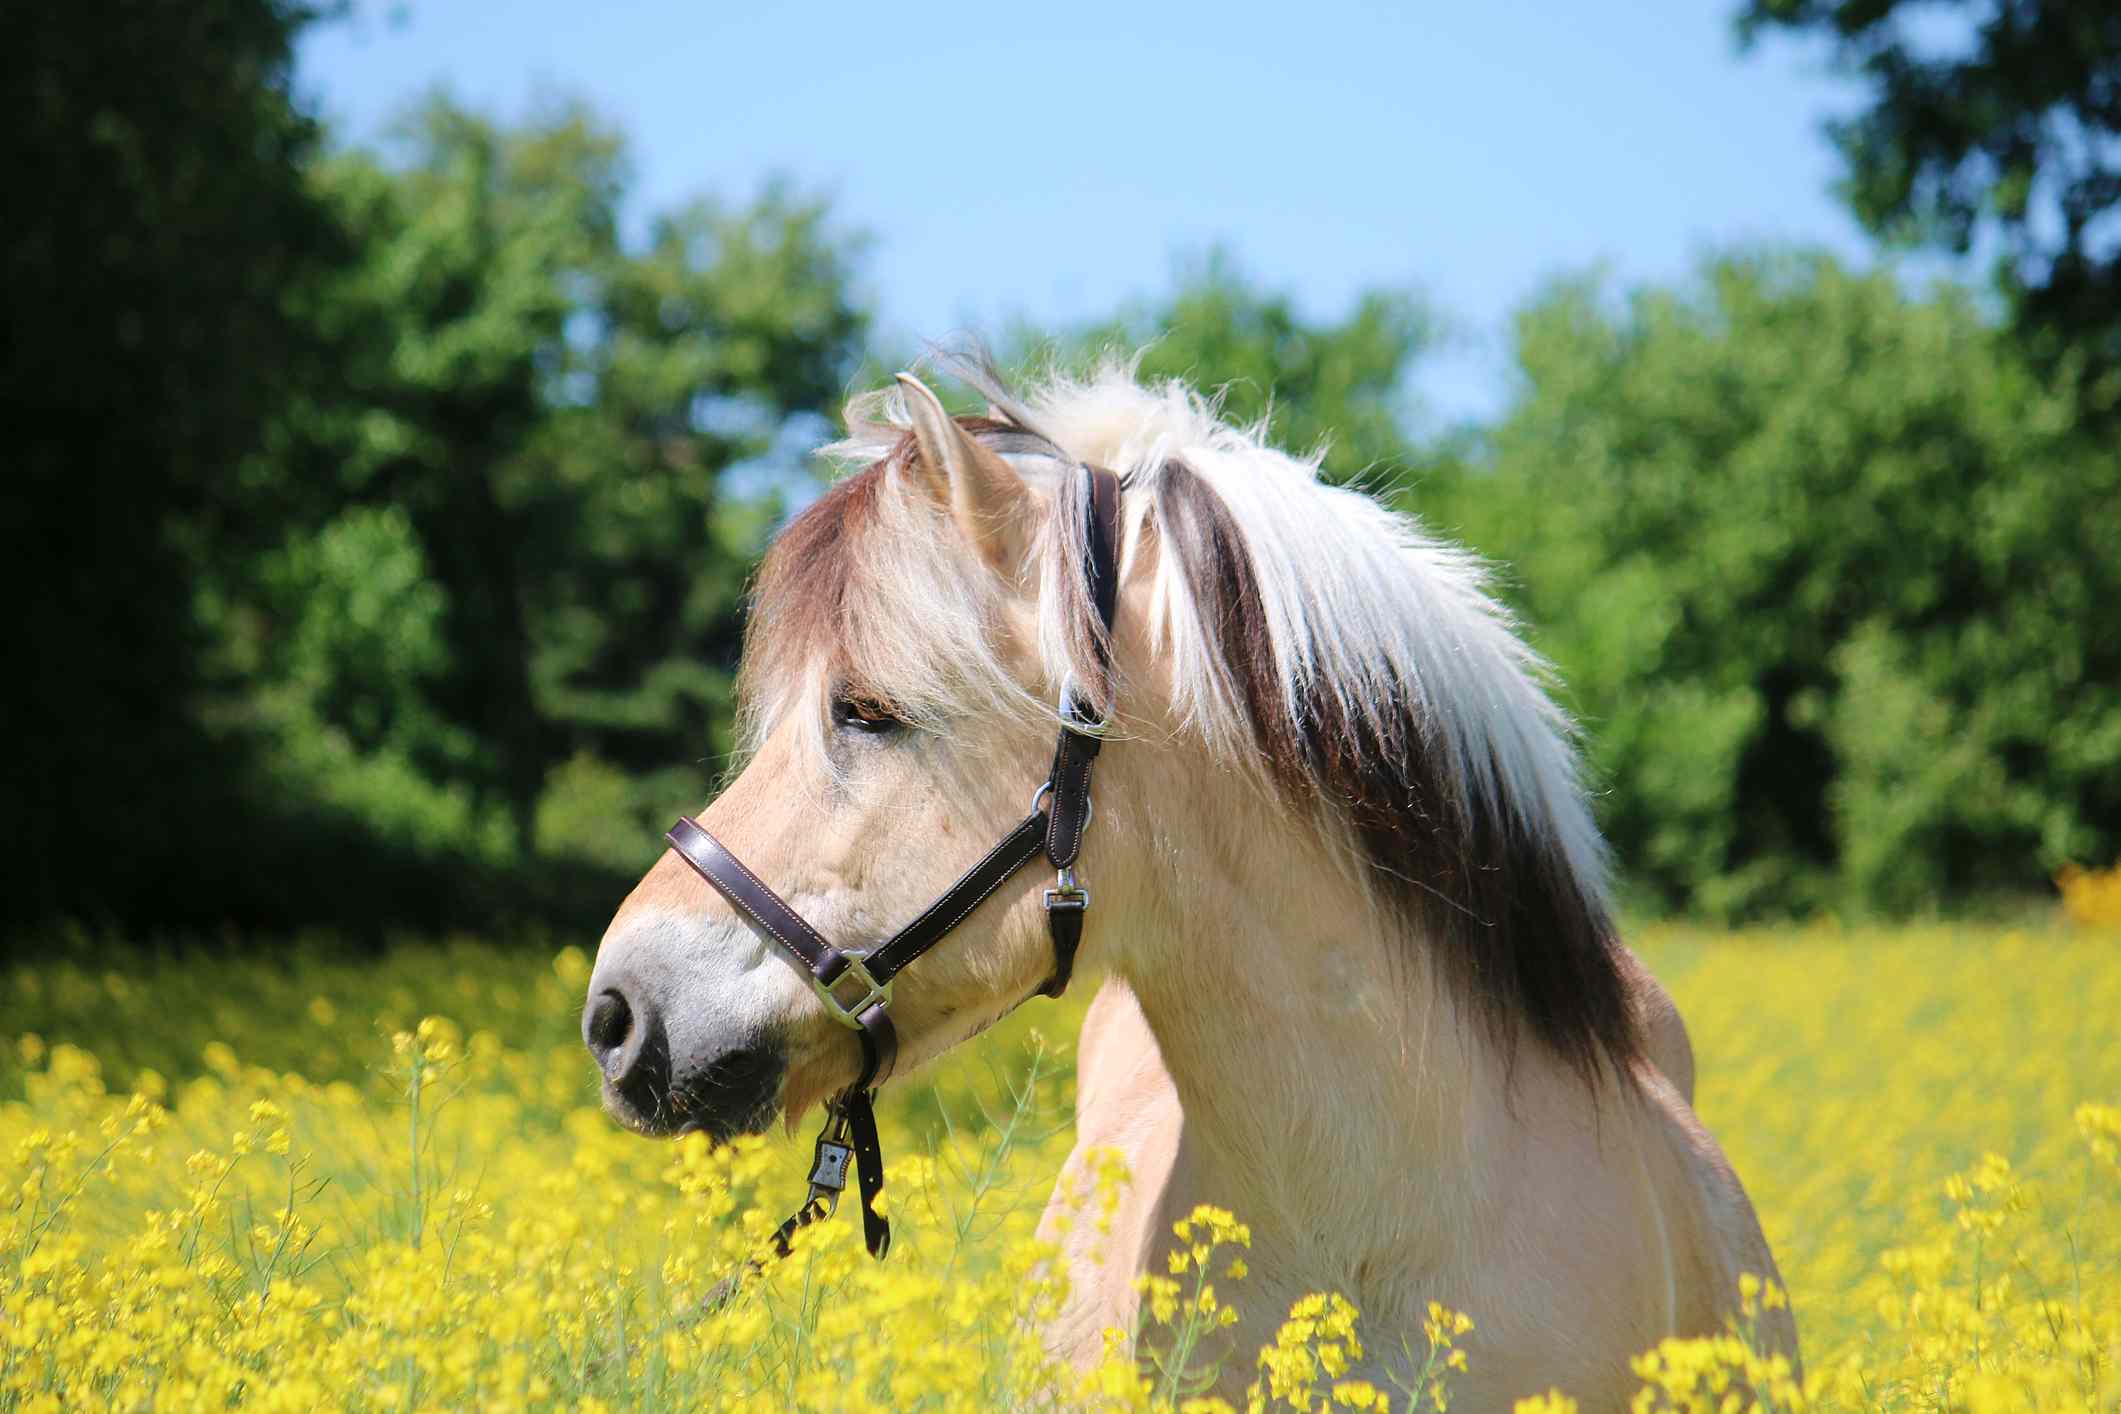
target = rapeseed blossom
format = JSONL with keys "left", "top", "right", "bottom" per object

{"left": 3, "top": 921, "right": 2117, "bottom": 1409}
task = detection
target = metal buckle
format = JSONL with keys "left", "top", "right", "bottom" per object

{"left": 1056, "top": 674, "right": 1107, "bottom": 739}
{"left": 1043, "top": 866, "right": 1090, "bottom": 913}
{"left": 810, "top": 954, "right": 891, "bottom": 1028}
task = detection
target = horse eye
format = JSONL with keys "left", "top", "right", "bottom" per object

{"left": 831, "top": 693, "right": 905, "bottom": 735}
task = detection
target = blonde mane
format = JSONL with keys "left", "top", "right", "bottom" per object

{"left": 750, "top": 357, "right": 1637, "bottom": 1074}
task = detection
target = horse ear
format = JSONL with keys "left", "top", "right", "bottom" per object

{"left": 896, "top": 372, "right": 1030, "bottom": 574}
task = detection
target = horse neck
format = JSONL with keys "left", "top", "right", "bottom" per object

{"left": 1101, "top": 754, "right": 1525, "bottom": 1274}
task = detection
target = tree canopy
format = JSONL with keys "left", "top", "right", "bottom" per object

{"left": 1739, "top": 0, "right": 2121, "bottom": 390}
{"left": 7, "top": 1, "right": 2116, "bottom": 939}
{"left": 249, "top": 101, "right": 865, "bottom": 891}
{"left": 3, "top": 6, "right": 867, "bottom": 938}
{"left": 1064, "top": 251, "right": 1437, "bottom": 484}
{"left": 1445, "top": 251, "right": 2119, "bottom": 917}
{"left": 3, "top": 0, "right": 345, "bottom": 933}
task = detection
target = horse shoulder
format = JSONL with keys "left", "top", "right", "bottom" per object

{"left": 1629, "top": 1066, "right": 1802, "bottom": 1372}
{"left": 1409, "top": 1066, "right": 1796, "bottom": 1408}
{"left": 1039, "top": 978, "right": 1187, "bottom": 1367}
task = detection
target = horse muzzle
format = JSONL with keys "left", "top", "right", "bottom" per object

{"left": 583, "top": 976, "right": 785, "bottom": 1140}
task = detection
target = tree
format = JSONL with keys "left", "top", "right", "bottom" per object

{"left": 2, "top": 34, "right": 869, "bottom": 935}
{"left": 1450, "top": 250, "right": 2120, "bottom": 917}
{"left": 1059, "top": 251, "right": 1439, "bottom": 483}
{"left": 1738, "top": 0, "right": 2121, "bottom": 391}
{"left": 0, "top": 0, "right": 346, "bottom": 935}
{"left": 238, "top": 98, "right": 868, "bottom": 893}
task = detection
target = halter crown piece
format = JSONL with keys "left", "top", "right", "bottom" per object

{"left": 664, "top": 460, "right": 1124, "bottom": 1275}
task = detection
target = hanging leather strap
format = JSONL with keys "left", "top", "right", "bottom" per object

{"left": 1037, "top": 463, "right": 1120, "bottom": 994}
{"left": 842, "top": 1092, "right": 889, "bottom": 1256}
{"left": 666, "top": 794, "right": 1058, "bottom": 1265}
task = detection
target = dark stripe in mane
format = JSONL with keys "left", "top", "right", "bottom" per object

{"left": 1155, "top": 459, "right": 1640, "bottom": 1083}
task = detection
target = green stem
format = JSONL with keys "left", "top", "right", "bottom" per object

{"left": 407, "top": 1052, "right": 424, "bottom": 1249}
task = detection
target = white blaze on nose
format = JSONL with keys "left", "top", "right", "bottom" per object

{"left": 588, "top": 906, "right": 798, "bottom": 1061}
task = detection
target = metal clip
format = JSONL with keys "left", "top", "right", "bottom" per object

{"left": 805, "top": 1109, "right": 854, "bottom": 1212}
{"left": 1043, "top": 866, "right": 1090, "bottom": 913}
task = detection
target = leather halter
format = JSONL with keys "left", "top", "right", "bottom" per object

{"left": 664, "top": 461, "right": 1123, "bottom": 1271}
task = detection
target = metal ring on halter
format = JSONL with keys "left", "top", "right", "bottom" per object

{"left": 1031, "top": 780, "right": 1094, "bottom": 833}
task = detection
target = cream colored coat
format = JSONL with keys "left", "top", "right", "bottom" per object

{"left": 1041, "top": 965, "right": 1794, "bottom": 1410}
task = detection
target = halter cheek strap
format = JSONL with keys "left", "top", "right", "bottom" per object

{"left": 665, "top": 462, "right": 1123, "bottom": 1274}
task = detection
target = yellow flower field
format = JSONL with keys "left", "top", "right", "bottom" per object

{"left": 5, "top": 918, "right": 2117, "bottom": 1411}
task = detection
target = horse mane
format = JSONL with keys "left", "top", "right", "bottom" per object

{"left": 752, "top": 357, "right": 1641, "bottom": 1081}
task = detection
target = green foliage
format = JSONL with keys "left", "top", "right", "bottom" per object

{"left": 1737, "top": 0, "right": 2121, "bottom": 387}
{"left": 9, "top": 5, "right": 2115, "bottom": 935}
{"left": 1443, "top": 250, "right": 2121, "bottom": 917}
{"left": 2, "top": 14, "right": 868, "bottom": 938}
{"left": 1, "top": 0, "right": 345, "bottom": 934}
{"left": 248, "top": 505, "right": 503, "bottom": 862}
{"left": 1064, "top": 250, "right": 1437, "bottom": 482}
{"left": 243, "top": 98, "right": 867, "bottom": 891}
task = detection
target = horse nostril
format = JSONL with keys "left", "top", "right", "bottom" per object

{"left": 583, "top": 987, "right": 637, "bottom": 1077}
{"left": 583, "top": 980, "right": 676, "bottom": 1124}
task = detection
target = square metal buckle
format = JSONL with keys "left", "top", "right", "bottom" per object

{"left": 811, "top": 955, "right": 891, "bottom": 1027}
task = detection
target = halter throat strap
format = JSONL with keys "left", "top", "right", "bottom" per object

{"left": 662, "top": 461, "right": 1123, "bottom": 1268}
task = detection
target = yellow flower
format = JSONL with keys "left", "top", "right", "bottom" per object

{"left": 3, "top": 925, "right": 2118, "bottom": 1413}
{"left": 1515, "top": 1390, "right": 1577, "bottom": 1414}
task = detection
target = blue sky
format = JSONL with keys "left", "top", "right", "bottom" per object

{"left": 298, "top": 2, "right": 1890, "bottom": 427}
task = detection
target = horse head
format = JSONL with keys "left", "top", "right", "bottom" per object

{"left": 583, "top": 372, "right": 1134, "bottom": 1140}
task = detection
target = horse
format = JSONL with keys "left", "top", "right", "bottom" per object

{"left": 581, "top": 360, "right": 1795, "bottom": 1407}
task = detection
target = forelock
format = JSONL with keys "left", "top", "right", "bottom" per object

{"left": 736, "top": 422, "right": 1073, "bottom": 766}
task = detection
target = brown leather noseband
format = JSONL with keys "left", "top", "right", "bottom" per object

{"left": 664, "top": 461, "right": 1123, "bottom": 1269}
